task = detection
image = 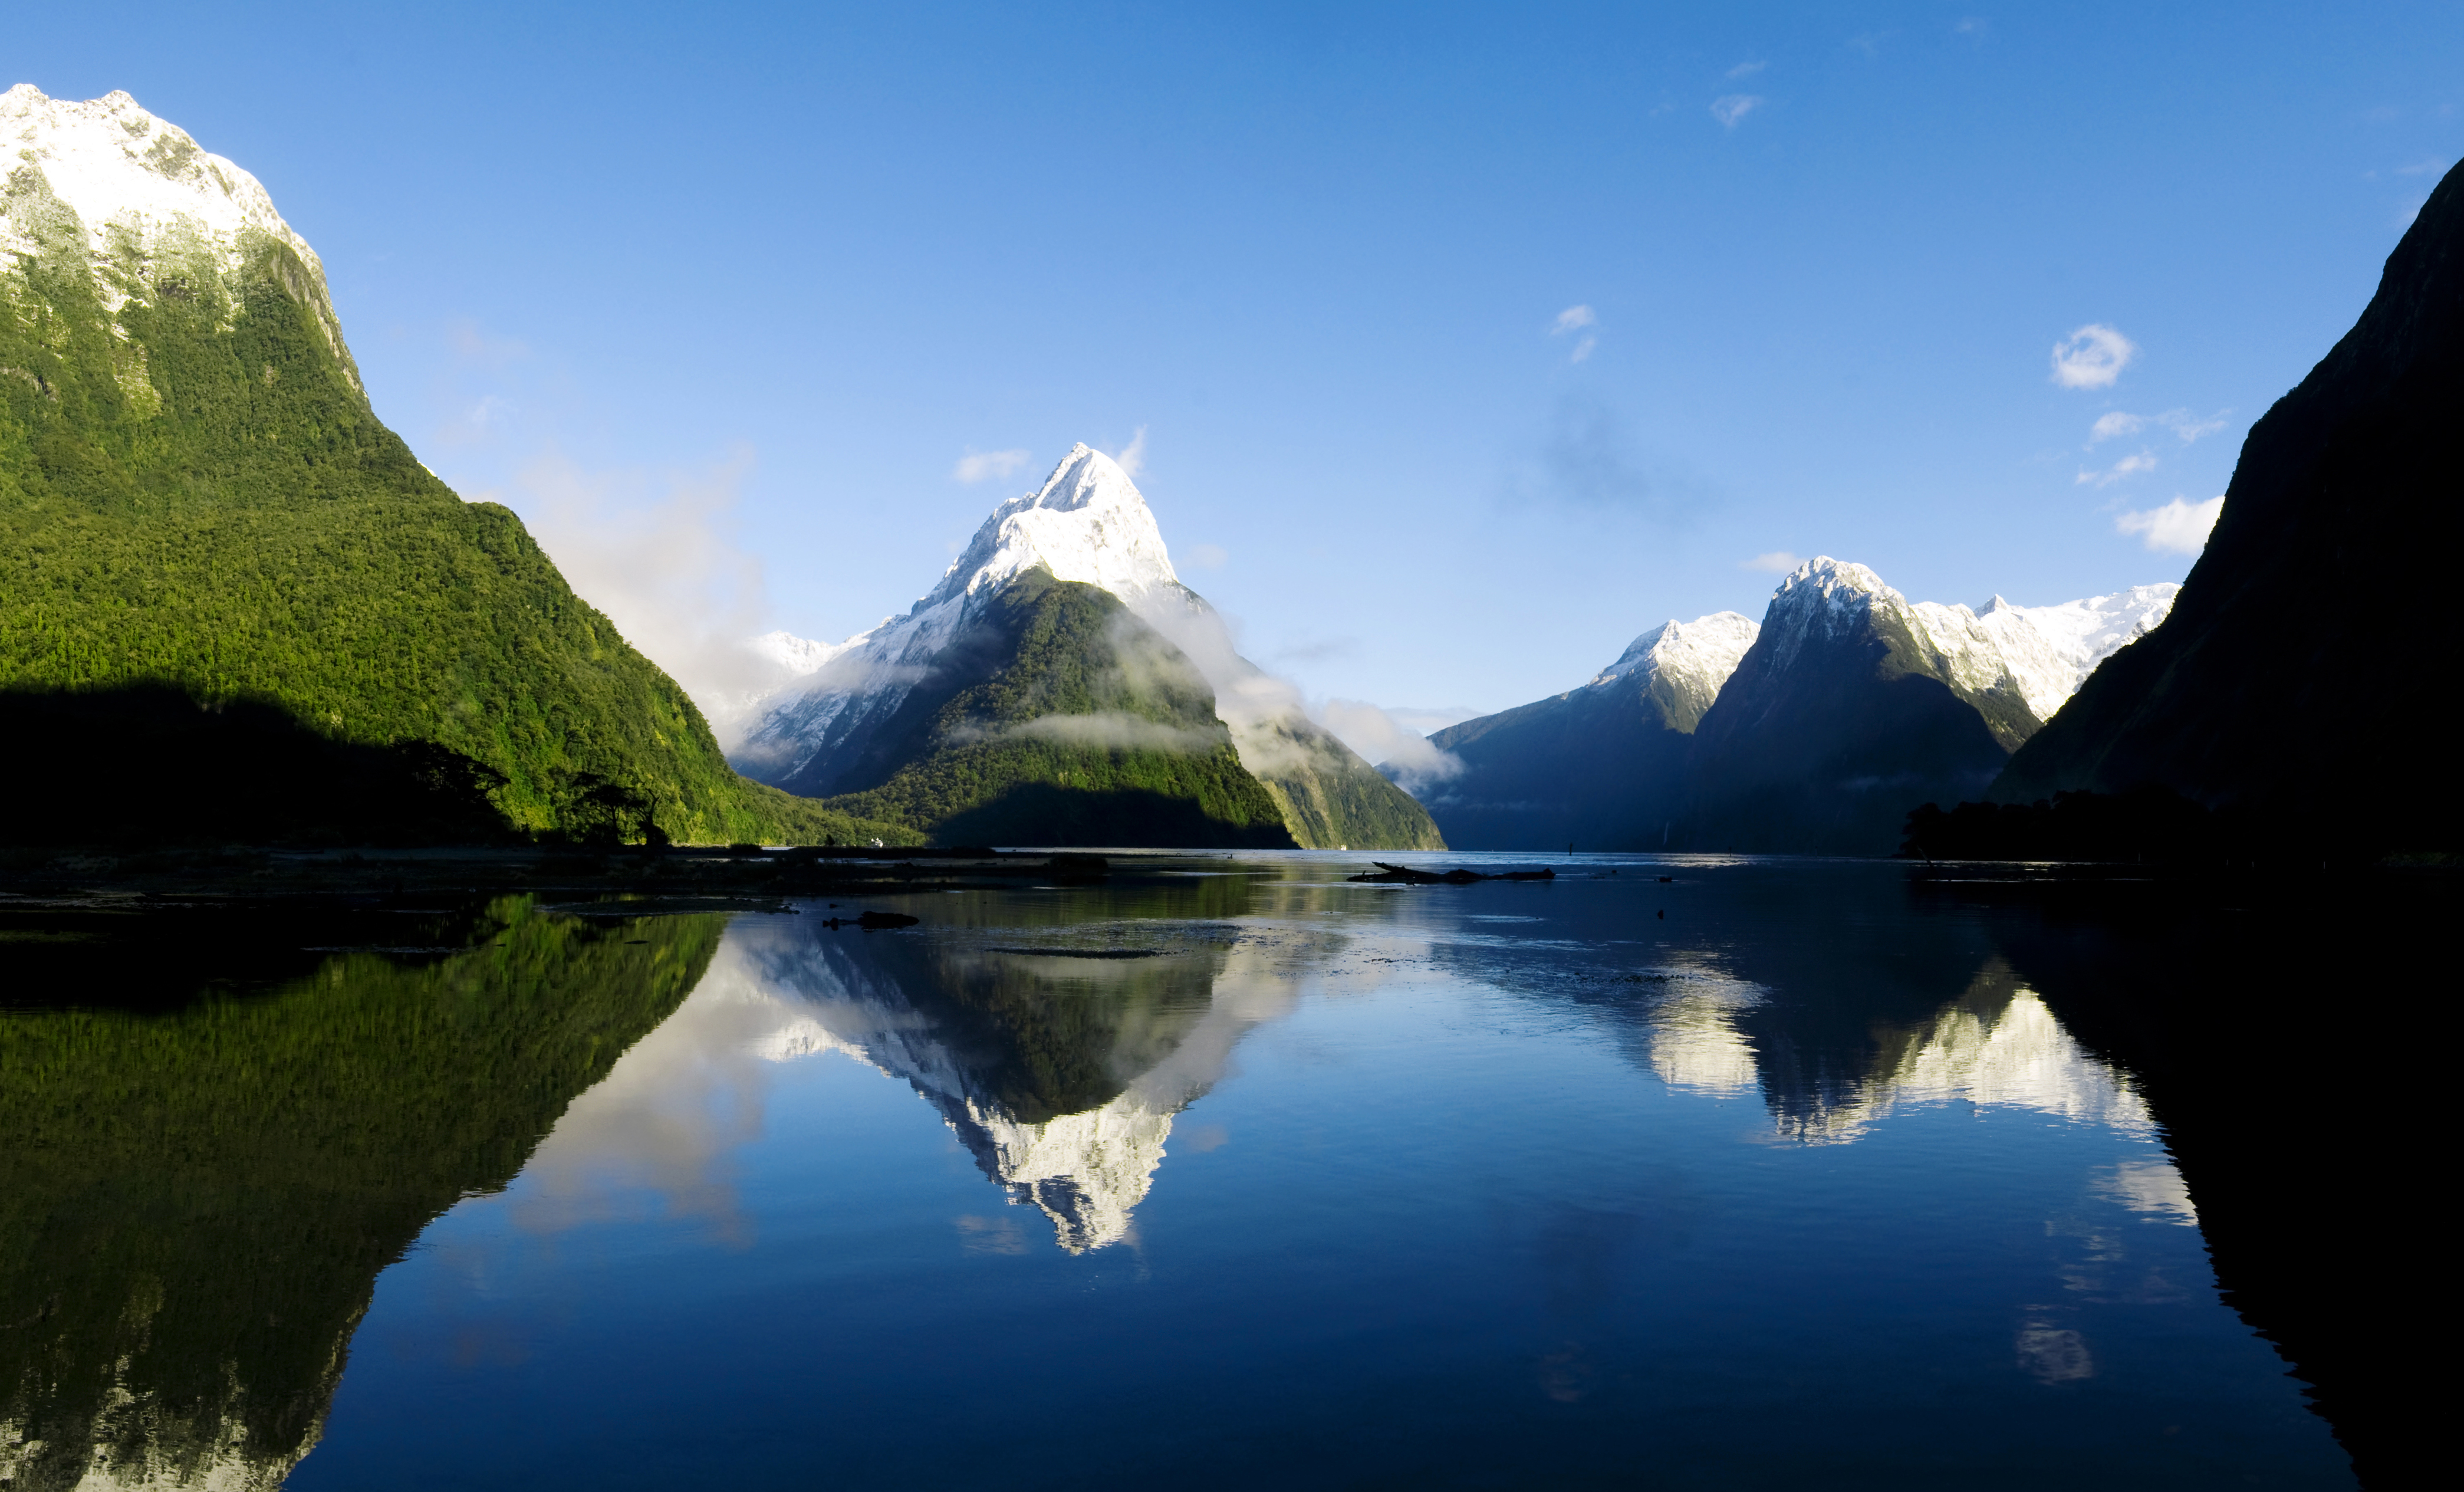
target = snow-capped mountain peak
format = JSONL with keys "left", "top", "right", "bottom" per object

{"left": 1746, "top": 555, "right": 2177, "bottom": 728}
{"left": 1588, "top": 611, "right": 1762, "bottom": 732}
{"left": 1, "top": 84, "right": 355, "bottom": 386}
{"left": 917, "top": 443, "right": 1180, "bottom": 613}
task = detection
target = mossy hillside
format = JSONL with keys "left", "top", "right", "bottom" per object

{"left": 824, "top": 571, "right": 1296, "bottom": 847}
{"left": 0, "top": 164, "right": 903, "bottom": 846}
{"left": 1239, "top": 717, "right": 1446, "bottom": 850}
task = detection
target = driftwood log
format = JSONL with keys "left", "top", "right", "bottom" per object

{"left": 1347, "top": 862, "right": 1557, "bottom": 885}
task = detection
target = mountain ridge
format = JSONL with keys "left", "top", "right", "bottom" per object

{"left": 1407, "top": 560, "right": 2176, "bottom": 853}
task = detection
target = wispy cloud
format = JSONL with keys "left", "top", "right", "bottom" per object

{"left": 1742, "top": 550, "right": 1804, "bottom": 573}
{"left": 1317, "top": 699, "right": 1465, "bottom": 787}
{"left": 1952, "top": 17, "right": 1989, "bottom": 40}
{"left": 2090, "top": 408, "right": 2229, "bottom": 445}
{"left": 1110, "top": 425, "right": 1149, "bottom": 479}
{"left": 2395, "top": 157, "right": 2450, "bottom": 176}
{"left": 2077, "top": 451, "right": 2158, "bottom": 487}
{"left": 1726, "top": 60, "right": 1766, "bottom": 79}
{"left": 2051, "top": 323, "right": 2137, "bottom": 389}
{"left": 1711, "top": 94, "right": 1764, "bottom": 129}
{"left": 465, "top": 393, "right": 515, "bottom": 430}
{"left": 1183, "top": 541, "right": 1229, "bottom": 571}
{"left": 2116, "top": 495, "right": 2225, "bottom": 554}
{"left": 952, "top": 447, "right": 1029, "bottom": 484}
{"left": 1551, "top": 304, "right": 1598, "bottom": 363}
{"left": 504, "top": 446, "right": 782, "bottom": 742}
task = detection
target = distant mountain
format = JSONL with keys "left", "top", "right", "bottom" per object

{"left": 1417, "top": 612, "right": 1758, "bottom": 850}
{"left": 1402, "top": 559, "right": 2174, "bottom": 854}
{"left": 1995, "top": 160, "right": 2464, "bottom": 853}
{"left": 0, "top": 86, "right": 891, "bottom": 846}
{"left": 739, "top": 445, "right": 1442, "bottom": 848}
{"left": 1682, "top": 559, "right": 2174, "bottom": 853}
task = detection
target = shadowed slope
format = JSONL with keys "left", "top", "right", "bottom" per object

{"left": 1995, "top": 161, "right": 2464, "bottom": 852}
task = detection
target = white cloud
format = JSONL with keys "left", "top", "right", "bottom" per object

{"left": 1111, "top": 425, "right": 1149, "bottom": 479}
{"left": 2051, "top": 324, "right": 2137, "bottom": 389}
{"left": 1711, "top": 94, "right": 1764, "bottom": 129}
{"left": 1742, "top": 550, "right": 1804, "bottom": 573}
{"left": 1317, "top": 698, "right": 1465, "bottom": 786}
{"left": 952, "top": 448, "right": 1029, "bottom": 484}
{"left": 2090, "top": 407, "right": 2229, "bottom": 445}
{"left": 506, "top": 446, "right": 784, "bottom": 744}
{"left": 2076, "top": 451, "right": 2158, "bottom": 487}
{"left": 1726, "top": 60, "right": 1766, "bottom": 78}
{"left": 2117, "top": 495, "right": 2225, "bottom": 554}
{"left": 1551, "top": 306, "right": 1598, "bottom": 362}
{"left": 1952, "top": 17, "right": 1988, "bottom": 38}
{"left": 464, "top": 393, "right": 515, "bottom": 430}
{"left": 1183, "top": 541, "right": 1229, "bottom": 571}
{"left": 1002, "top": 712, "right": 1228, "bottom": 755}
{"left": 2395, "top": 157, "right": 2450, "bottom": 176}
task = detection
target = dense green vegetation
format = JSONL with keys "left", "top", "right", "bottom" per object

{"left": 0, "top": 162, "right": 906, "bottom": 846}
{"left": 0, "top": 899, "right": 725, "bottom": 1487}
{"left": 1236, "top": 713, "right": 1446, "bottom": 850}
{"left": 823, "top": 571, "right": 1296, "bottom": 846}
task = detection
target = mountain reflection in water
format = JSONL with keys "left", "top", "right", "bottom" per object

{"left": 2, "top": 858, "right": 2379, "bottom": 1490}
{"left": 0, "top": 899, "right": 722, "bottom": 1492}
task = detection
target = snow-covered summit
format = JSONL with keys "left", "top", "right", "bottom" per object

{"left": 1, "top": 84, "right": 354, "bottom": 383}
{"left": 917, "top": 443, "right": 1180, "bottom": 613}
{"left": 1753, "top": 556, "right": 2176, "bottom": 727}
{"left": 1588, "top": 612, "right": 1761, "bottom": 732}
{"left": 1910, "top": 585, "right": 2177, "bottom": 722}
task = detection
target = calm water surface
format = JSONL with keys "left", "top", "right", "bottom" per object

{"left": 2, "top": 855, "right": 2351, "bottom": 1488}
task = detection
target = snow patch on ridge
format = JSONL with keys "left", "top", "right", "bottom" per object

{"left": 1909, "top": 586, "right": 2177, "bottom": 721}
{"left": 1758, "top": 557, "right": 2175, "bottom": 724}
{"left": 1589, "top": 612, "right": 1761, "bottom": 732}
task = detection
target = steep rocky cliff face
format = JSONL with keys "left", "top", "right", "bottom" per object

{"left": 1996, "top": 161, "right": 2464, "bottom": 851}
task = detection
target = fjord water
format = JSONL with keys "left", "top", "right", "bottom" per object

{"left": 2, "top": 860, "right": 2351, "bottom": 1489}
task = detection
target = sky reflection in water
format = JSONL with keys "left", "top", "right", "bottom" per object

{"left": 278, "top": 857, "right": 2345, "bottom": 1489}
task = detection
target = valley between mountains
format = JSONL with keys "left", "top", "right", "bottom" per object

{"left": 4, "top": 82, "right": 2456, "bottom": 859}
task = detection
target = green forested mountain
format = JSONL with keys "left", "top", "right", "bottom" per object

{"left": 820, "top": 569, "right": 1297, "bottom": 846}
{"left": 0, "top": 86, "right": 906, "bottom": 846}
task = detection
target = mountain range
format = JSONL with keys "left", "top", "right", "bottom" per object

{"left": 7, "top": 81, "right": 2450, "bottom": 859}
{"left": 1414, "top": 562, "right": 2176, "bottom": 854}
{"left": 733, "top": 445, "right": 1443, "bottom": 849}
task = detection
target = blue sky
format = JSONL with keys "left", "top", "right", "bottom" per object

{"left": 11, "top": 2, "right": 2459, "bottom": 729}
